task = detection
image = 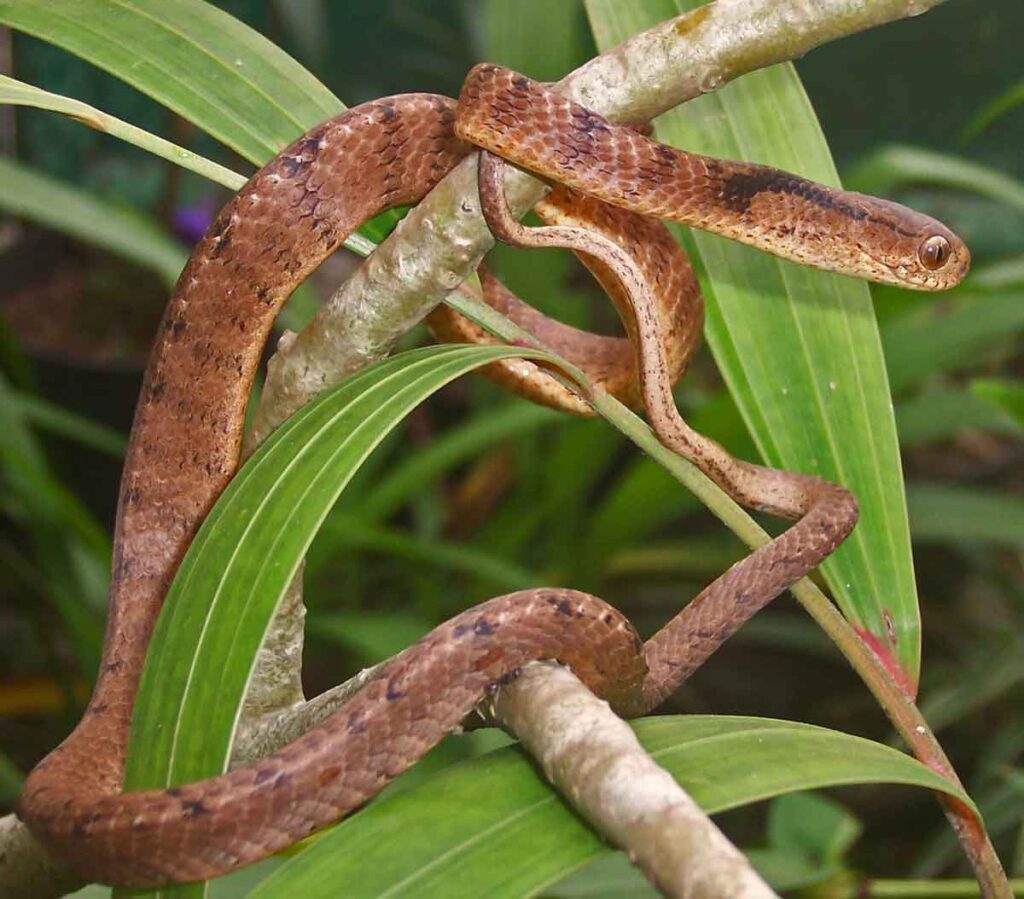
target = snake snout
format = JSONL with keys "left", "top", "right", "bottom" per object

{"left": 849, "top": 193, "right": 970, "bottom": 291}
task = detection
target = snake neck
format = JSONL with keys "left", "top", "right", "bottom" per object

{"left": 456, "top": 63, "right": 968, "bottom": 290}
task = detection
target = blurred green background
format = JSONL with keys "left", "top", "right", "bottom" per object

{"left": 0, "top": 0, "right": 1022, "bottom": 893}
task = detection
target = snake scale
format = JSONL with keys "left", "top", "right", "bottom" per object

{"left": 18, "top": 65, "right": 969, "bottom": 887}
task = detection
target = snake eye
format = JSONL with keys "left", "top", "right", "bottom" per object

{"left": 919, "top": 234, "right": 951, "bottom": 271}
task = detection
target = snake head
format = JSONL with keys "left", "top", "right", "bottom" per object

{"left": 842, "top": 193, "right": 971, "bottom": 291}
{"left": 712, "top": 162, "right": 970, "bottom": 292}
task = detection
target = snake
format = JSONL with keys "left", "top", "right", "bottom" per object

{"left": 17, "top": 64, "right": 969, "bottom": 888}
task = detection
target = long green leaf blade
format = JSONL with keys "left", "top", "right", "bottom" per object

{"left": 6, "top": 388, "right": 127, "bottom": 457}
{"left": 0, "top": 73, "right": 245, "bottom": 189}
{"left": 971, "top": 378, "right": 1024, "bottom": 427}
{"left": 586, "top": 0, "right": 921, "bottom": 679}
{"left": 0, "top": 371, "right": 108, "bottom": 671}
{"left": 0, "top": 6, "right": 398, "bottom": 255}
{"left": 252, "top": 716, "right": 972, "bottom": 899}
{"left": 908, "top": 483, "right": 1024, "bottom": 546}
{"left": 881, "top": 292, "right": 1024, "bottom": 393}
{"left": 0, "top": 0, "right": 343, "bottom": 163}
{"left": 122, "top": 346, "right": 551, "bottom": 896}
{"left": 847, "top": 144, "right": 1024, "bottom": 213}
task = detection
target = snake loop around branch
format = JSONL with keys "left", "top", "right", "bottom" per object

{"left": 18, "top": 65, "right": 967, "bottom": 887}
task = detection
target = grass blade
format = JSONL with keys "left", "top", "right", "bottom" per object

{"left": 6, "top": 388, "right": 127, "bottom": 457}
{"left": 0, "top": 73, "right": 245, "bottom": 190}
{"left": 881, "top": 292, "right": 1024, "bottom": 393}
{"left": 0, "top": 7, "right": 401, "bottom": 251}
{"left": 907, "top": 483, "right": 1024, "bottom": 546}
{"left": 971, "top": 378, "right": 1024, "bottom": 428}
{"left": 0, "top": 372, "right": 107, "bottom": 672}
{"left": 847, "top": 144, "right": 1024, "bottom": 212}
{"left": 895, "top": 387, "right": 1020, "bottom": 446}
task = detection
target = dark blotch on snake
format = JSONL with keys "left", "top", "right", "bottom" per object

{"left": 721, "top": 168, "right": 861, "bottom": 220}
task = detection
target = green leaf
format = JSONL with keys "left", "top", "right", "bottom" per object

{"left": 581, "top": 392, "right": 751, "bottom": 569}
{"left": 895, "top": 387, "right": 1021, "bottom": 446}
{"left": 272, "top": 0, "right": 329, "bottom": 73}
{"left": 0, "top": 4, "right": 396, "bottom": 257}
{"left": 0, "top": 0, "right": 342, "bottom": 164}
{"left": 0, "top": 73, "right": 245, "bottom": 190}
{"left": 0, "top": 86, "right": 324, "bottom": 331}
{"left": 0, "top": 748, "right": 24, "bottom": 806}
{"left": 358, "top": 403, "right": 559, "bottom": 523}
{"left": 542, "top": 853, "right": 658, "bottom": 898}
{"left": 5, "top": 388, "right": 127, "bottom": 458}
{"left": 846, "top": 144, "right": 1024, "bottom": 213}
{"left": 0, "top": 371, "right": 107, "bottom": 672}
{"left": 919, "top": 642, "right": 1024, "bottom": 734}
{"left": 483, "top": 0, "right": 591, "bottom": 83}
{"left": 907, "top": 483, "right": 1024, "bottom": 546}
{"left": 582, "top": 457, "right": 699, "bottom": 567}
{"left": 251, "top": 716, "right": 971, "bottom": 899}
{"left": 71, "top": 859, "right": 282, "bottom": 899}
{"left": 881, "top": 293, "right": 1024, "bottom": 393}
{"left": 742, "top": 847, "right": 829, "bottom": 894}
{"left": 962, "top": 79, "right": 1024, "bottom": 142}
{"left": 766, "top": 792, "right": 861, "bottom": 867}
{"left": 604, "top": 535, "right": 744, "bottom": 581}
{"left": 306, "top": 609, "right": 433, "bottom": 665}
{"left": 972, "top": 255, "right": 1024, "bottom": 291}
{"left": 586, "top": 0, "right": 922, "bottom": 678}
{"left": 0, "top": 154, "right": 187, "bottom": 287}
{"left": 308, "top": 514, "right": 539, "bottom": 592}
{"left": 122, "top": 345, "right": 551, "bottom": 898}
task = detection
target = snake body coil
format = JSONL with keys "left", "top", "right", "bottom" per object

{"left": 18, "top": 67, "right": 967, "bottom": 887}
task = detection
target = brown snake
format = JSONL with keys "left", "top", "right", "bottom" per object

{"left": 18, "top": 65, "right": 969, "bottom": 887}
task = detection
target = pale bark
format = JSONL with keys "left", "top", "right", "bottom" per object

{"left": 493, "top": 663, "right": 777, "bottom": 899}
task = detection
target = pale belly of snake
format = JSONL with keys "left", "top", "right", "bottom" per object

{"left": 17, "top": 65, "right": 969, "bottom": 887}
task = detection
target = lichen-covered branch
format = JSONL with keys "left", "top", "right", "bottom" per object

{"left": 492, "top": 663, "right": 778, "bottom": 899}
{"left": 231, "top": 660, "right": 385, "bottom": 766}
{"left": 0, "top": 817, "right": 83, "bottom": 898}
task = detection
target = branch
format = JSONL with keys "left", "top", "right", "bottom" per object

{"left": 492, "top": 663, "right": 777, "bottom": 898}
{"left": 231, "top": 660, "right": 384, "bottom": 766}
{"left": 0, "top": 816, "right": 82, "bottom": 898}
